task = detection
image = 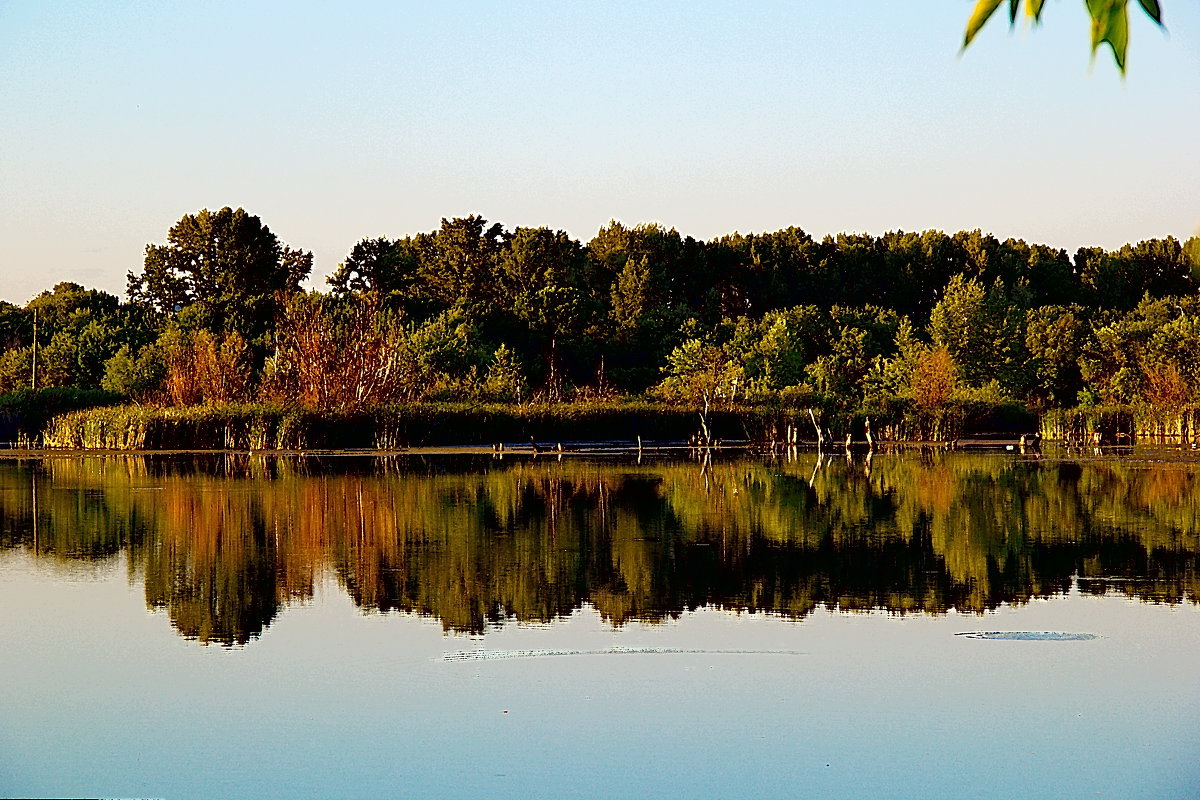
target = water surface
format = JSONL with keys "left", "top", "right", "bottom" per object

{"left": 1, "top": 449, "right": 1198, "bottom": 798}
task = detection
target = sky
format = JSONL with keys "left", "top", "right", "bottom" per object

{"left": 0, "top": 0, "right": 1197, "bottom": 304}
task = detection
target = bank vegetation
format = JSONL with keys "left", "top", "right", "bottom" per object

{"left": 2, "top": 207, "right": 1198, "bottom": 448}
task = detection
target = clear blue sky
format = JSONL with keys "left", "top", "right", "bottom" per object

{"left": 0, "top": 1, "right": 1197, "bottom": 304}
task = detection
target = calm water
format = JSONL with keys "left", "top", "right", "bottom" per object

{"left": 1, "top": 449, "right": 1198, "bottom": 799}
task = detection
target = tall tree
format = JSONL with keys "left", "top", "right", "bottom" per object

{"left": 417, "top": 215, "right": 505, "bottom": 310}
{"left": 127, "top": 207, "right": 311, "bottom": 337}
{"left": 1025, "top": 305, "right": 1087, "bottom": 407}
{"left": 930, "top": 274, "right": 1028, "bottom": 393}
{"left": 327, "top": 236, "right": 423, "bottom": 307}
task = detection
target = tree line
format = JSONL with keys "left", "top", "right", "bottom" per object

{"left": 2, "top": 206, "right": 1198, "bottom": 427}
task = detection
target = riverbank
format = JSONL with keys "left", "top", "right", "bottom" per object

{"left": 7, "top": 393, "right": 1199, "bottom": 451}
{"left": 11, "top": 397, "right": 1037, "bottom": 451}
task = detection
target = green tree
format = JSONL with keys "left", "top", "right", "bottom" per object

{"left": 496, "top": 227, "right": 586, "bottom": 339}
{"left": 610, "top": 255, "right": 652, "bottom": 334}
{"left": 729, "top": 305, "right": 829, "bottom": 393}
{"left": 327, "top": 236, "right": 424, "bottom": 310}
{"left": 930, "top": 274, "right": 1028, "bottom": 393}
{"left": 0, "top": 347, "right": 32, "bottom": 393}
{"left": 127, "top": 207, "right": 311, "bottom": 337}
{"left": 27, "top": 282, "right": 119, "bottom": 328}
{"left": 929, "top": 275, "right": 990, "bottom": 385}
{"left": 402, "top": 308, "right": 487, "bottom": 395}
{"left": 656, "top": 339, "right": 743, "bottom": 407}
{"left": 490, "top": 226, "right": 596, "bottom": 395}
{"left": 806, "top": 326, "right": 871, "bottom": 404}
{"left": 1077, "top": 296, "right": 1196, "bottom": 403}
{"left": 1025, "top": 305, "right": 1087, "bottom": 407}
{"left": 482, "top": 344, "right": 527, "bottom": 403}
{"left": 417, "top": 215, "right": 504, "bottom": 310}
{"left": 71, "top": 319, "right": 124, "bottom": 388}
{"left": 0, "top": 283, "right": 135, "bottom": 391}
{"left": 1076, "top": 238, "right": 1196, "bottom": 310}
{"left": 101, "top": 344, "right": 165, "bottom": 400}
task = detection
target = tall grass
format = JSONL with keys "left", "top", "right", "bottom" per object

{"left": 43, "top": 401, "right": 743, "bottom": 450}
{"left": 39, "top": 397, "right": 1037, "bottom": 451}
{"left": 1041, "top": 404, "right": 1200, "bottom": 445}
{"left": 0, "top": 388, "right": 123, "bottom": 446}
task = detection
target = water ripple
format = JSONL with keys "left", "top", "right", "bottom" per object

{"left": 955, "top": 631, "right": 1100, "bottom": 641}
{"left": 440, "top": 646, "right": 806, "bottom": 661}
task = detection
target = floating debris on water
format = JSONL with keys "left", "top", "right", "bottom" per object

{"left": 955, "top": 631, "right": 1100, "bottom": 641}
{"left": 441, "top": 646, "right": 806, "bottom": 661}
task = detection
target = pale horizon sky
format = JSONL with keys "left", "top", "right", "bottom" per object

{"left": 1, "top": 1, "right": 1197, "bottom": 305}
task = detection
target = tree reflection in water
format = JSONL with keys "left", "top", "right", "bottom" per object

{"left": 1, "top": 451, "right": 1197, "bottom": 645}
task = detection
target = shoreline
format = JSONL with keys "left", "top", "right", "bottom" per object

{"left": 0, "top": 439, "right": 1164, "bottom": 459}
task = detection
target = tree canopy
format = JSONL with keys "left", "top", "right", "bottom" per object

{"left": 127, "top": 207, "right": 312, "bottom": 336}
{"left": 4, "top": 208, "right": 1200, "bottom": 440}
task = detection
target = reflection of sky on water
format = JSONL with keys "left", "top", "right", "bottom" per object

{"left": 2, "top": 548, "right": 1198, "bottom": 800}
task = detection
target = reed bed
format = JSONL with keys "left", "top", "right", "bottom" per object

{"left": 1041, "top": 404, "right": 1200, "bottom": 445}
{"left": 36, "top": 397, "right": 1035, "bottom": 451}
{"left": 42, "top": 402, "right": 739, "bottom": 450}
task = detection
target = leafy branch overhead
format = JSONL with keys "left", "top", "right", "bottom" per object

{"left": 963, "top": 0, "right": 1164, "bottom": 72}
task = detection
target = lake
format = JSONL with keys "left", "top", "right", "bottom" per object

{"left": 1, "top": 448, "right": 1198, "bottom": 799}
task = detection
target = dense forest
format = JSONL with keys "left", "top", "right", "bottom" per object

{"left": 2, "top": 206, "right": 1199, "bottom": 444}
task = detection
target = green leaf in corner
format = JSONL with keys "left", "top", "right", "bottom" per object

{"left": 1135, "top": 0, "right": 1163, "bottom": 25}
{"left": 964, "top": 0, "right": 1006, "bottom": 48}
{"left": 1008, "top": 0, "right": 1020, "bottom": 25}
{"left": 1087, "top": 0, "right": 1130, "bottom": 73}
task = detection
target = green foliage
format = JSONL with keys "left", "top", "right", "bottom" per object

{"left": 328, "top": 236, "right": 422, "bottom": 301}
{"left": 1081, "top": 296, "right": 1180, "bottom": 403}
{"left": 417, "top": 215, "right": 505, "bottom": 309}
{"left": 929, "top": 274, "right": 1028, "bottom": 394}
{"left": 806, "top": 326, "right": 870, "bottom": 404}
{"left": 402, "top": 308, "right": 486, "bottom": 395}
{"left": 0, "top": 283, "right": 149, "bottom": 393}
{"left": 0, "top": 347, "right": 32, "bottom": 393}
{"left": 1025, "top": 305, "right": 1086, "bottom": 408}
{"left": 729, "top": 305, "right": 827, "bottom": 392}
{"left": 496, "top": 227, "right": 587, "bottom": 336}
{"left": 127, "top": 207, "right": 311, "bottom": 340}
{"left": 482, "top": 345, "right": 527, "bottom": 403}
{"left": 100, "top": 344, "right": 165, "bottom": 399}
{"left": 962, "top": 0, "right": 1164, "bottom": 72}
{"left": 1076, "top": 238, "right": 1195, "bottom": 309}
{"left": 6, "top": 213, "right": 1200, "bottom": 440}
{"left": 610, "top": 255, "right": 653, "bottom": 333}
{"left": 655, "top": 339, "right": 743, "bottom": 406}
